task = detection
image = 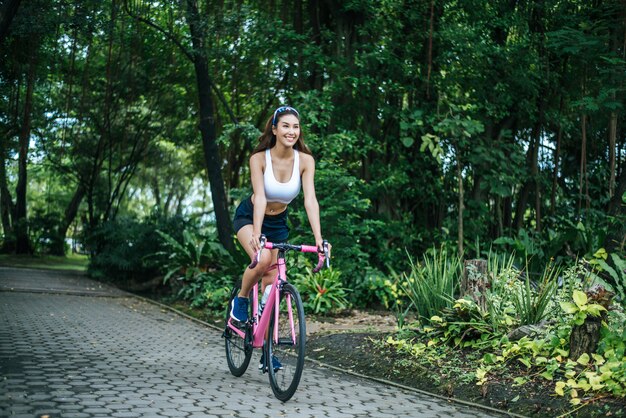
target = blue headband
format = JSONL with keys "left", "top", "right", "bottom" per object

{"left": 272, "top": 106, "right": 299, "bottom": 126}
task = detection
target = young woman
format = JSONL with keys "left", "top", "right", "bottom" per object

{"left": 230, "top": 106, "right": 325, "bottom": 328}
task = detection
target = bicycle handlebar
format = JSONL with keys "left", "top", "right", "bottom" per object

{"left": 248, "top": 235, "right": 330, "bottom": 273}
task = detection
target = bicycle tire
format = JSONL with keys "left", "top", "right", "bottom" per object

{"left": 224, "top": 284, "right": 252, "bottom": 377}
{"left": 267, "top": 283, "right": 306, "bottom": 401}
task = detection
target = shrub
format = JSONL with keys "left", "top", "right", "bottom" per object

{"left": 152, "top": 229, "right": 238, "bottom": 310}
{"left": 28, "top": 209, "right": 66, "bottom": 255}
{"left": 292, "top": 265, "right": 350, "bottom": 314}
{"left": 392, "top": 245, "right": 462, "bottom": 320}
{"left": 86, "top": 214, "right": 188, "bottom": 285}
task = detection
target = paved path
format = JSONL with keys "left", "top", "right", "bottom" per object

{"left": 0, "top": 267, "right": 507, "bottom": 418}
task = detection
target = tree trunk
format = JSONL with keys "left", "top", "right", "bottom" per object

{"left": 462, "top": 259, "right": 488, "bottom": 311}
{"left": 577, "top": 113, "right": 588, "bottom": 219}
{"left": 550, "top": 116, "right": 562, "bottom": 215}
{"left": 569, "top": 318, "right": 603, "bottom": 360}
{"left": 14, "top": 46, "right": 37, "bottom": 254}
{"left": 604, "top": 165, "right": 626, "bottom": 253}
{"left": 51, "top": 183, "right": 86, "bottom": 256}
{"left": 0, "top": 0, "right": 22, "bottom": 44}
{"left": 609, "top": 110, "right": 617, "bottom": 199}
{"left": 514, "top": 133, "right": 538, "bottom": 231}
{"left": 0, "top": 140, "right": 15, "bottom": 252}
{"left": 569, "top": 285, "right": 613, "bottom": 360}
{"left": 185, "top": 0, "right": 234, "bottom": 254}
{"left": 455, "top": 144, "right": 464, "bottom": 257}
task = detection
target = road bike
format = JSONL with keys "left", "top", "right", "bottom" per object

{"left": 223, "top": 235, "right": 330, "bottom": 401}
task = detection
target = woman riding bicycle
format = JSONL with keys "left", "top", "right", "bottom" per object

{"left": 230, "top": 105, "right": 326, "bottom": 326}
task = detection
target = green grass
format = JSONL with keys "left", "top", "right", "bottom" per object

{"left": 0, "top": 253, "right": 89, "bottom": 272}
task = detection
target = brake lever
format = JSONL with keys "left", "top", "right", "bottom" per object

{"left": 248, "top": 234, "right": 267, "bottom": 269}
{"left": 323, "top": 240, "right": 330, "bottom": 268}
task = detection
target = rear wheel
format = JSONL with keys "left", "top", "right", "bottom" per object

{"left": 267, "top": 283, "right": 306, "bottom": 401}
{"left": 224, "top": 284, "right": 252, "bottom": 376}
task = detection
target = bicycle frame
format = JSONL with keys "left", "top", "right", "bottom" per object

{"left": 226, "top": 240, "right": 325, "bottom": 348}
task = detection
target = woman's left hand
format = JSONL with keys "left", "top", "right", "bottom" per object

{"left": 317, "top": 239, "right": 331, "bottom": 258}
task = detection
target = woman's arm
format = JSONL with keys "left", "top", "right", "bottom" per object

{"left": 250, "top": 153, "right": 266, "bottom": 251}
{"left": 301, "top": 154, "right": 323, "bottom": 249}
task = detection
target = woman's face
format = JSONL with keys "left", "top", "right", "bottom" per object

{"left": 272, "top": 114, "right": 300, "bottom": 148}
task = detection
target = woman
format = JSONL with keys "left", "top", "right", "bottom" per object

{"left": 230, "top": 105, "right": 325, "bottom": 327}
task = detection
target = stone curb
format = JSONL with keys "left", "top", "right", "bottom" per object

{"left": 131, "top": 293, "right": 528, "bottom": 418}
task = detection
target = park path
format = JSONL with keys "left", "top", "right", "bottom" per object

{"left": 0, "top": 266, "right": 508, "bottom": 418}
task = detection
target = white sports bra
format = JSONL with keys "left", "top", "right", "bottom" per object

{"left": 264, "top": 148, "right": 301, "bottom": 204}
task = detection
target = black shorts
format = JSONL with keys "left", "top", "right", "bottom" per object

{"left": 233, "top": 196, "right": 289, "bottom": 243}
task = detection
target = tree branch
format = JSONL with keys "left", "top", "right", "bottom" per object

{"left": 122, "top": 0, "right": 194, "bottom": 62}
{"left": 122, "top": 0, "right": 238, "bottom": 126}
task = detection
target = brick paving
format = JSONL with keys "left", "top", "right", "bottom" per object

{"left": 0, "top": 267, "right": 508, "bottom": 417}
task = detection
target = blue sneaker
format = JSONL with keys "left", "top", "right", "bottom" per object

{"left": 271, "top": 355, "right": 283, "bottom": 372}
{"left": 230, "top": 297, "right": 249, "bottom": 322}
{"left": 259, "top": 353, "right": 283, "bottom": 372}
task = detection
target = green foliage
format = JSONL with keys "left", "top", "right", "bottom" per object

{"left": 427, "top": 298, "right": 496, "bottom": 349}
{"left": 3, "top": 0, "right": 625, "bottom": 327}
{"left": 559, "top": 290, "right": 607, "bottom": 326}
{"left": 384, "top": 257, "right": 626, "bottom": 407}
{"left": 353, "top": 272, "right": 405, "bottom": 310}
{"left": 393, "top": 246, "right": 461, "bottom": 320}
{"left": 292, "top": 266, "right": 349, "bottom": 315}
{"left": 86, "top": 214, "right": 188, "bottom": 284}
{"left": 152, "top": 229, "right": 237, "bottom": 310}
{"left": 28, "top": 209, "right": 66, "bottom": 256}
{"left": 512, "top": 262, "right": 561, "bottom": 326}
{"left": 289, "top": 158, "right": 379, "bottom": 292}
{"left": 590, "top": 251, "right": 626, "bottom": 308}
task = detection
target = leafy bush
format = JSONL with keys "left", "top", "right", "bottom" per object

{"left": 353, "top": 270, "right": 406, "bottom": 310}
{"left": 152, "top": 229, "right": 238, "bottom": 310}
{"left": 86, "top": 214, "right": 188, "bottom": 284}
{"left": 292, "top": 266, "right": 350, "bottom": 314}
{"left": 287, "top": 158, "right": 384, "bottom": 297}
{"left": 28, "top": 209, "right": 66, "bottom": 255}
{"left": 590, "top": 250, "right": 626, "bottom": 308}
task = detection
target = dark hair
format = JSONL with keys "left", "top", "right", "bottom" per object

{"left": 252, "top": 107, "right": 312, "bottom": 156}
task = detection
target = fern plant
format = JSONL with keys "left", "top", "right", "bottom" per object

{"left": 152, "top": 229, "right": 235, "bottom": 308}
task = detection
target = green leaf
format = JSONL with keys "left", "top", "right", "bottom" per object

{"left": 572, "top": 290, "right": 587, "bottom": 308}
{"left": 593, "top": 248, "right": 608, "bottom": 260}
{"left": 577, "top": 353, "right": 590, "bottom": 366}
{"left": 560, "top": 301, "right": 578, "bottom": 314}
{"left": 401, "top": 136, "right": 414, "bottom": 147}
{"left": 586, "top": 304, "right": 606, "bottom": 317}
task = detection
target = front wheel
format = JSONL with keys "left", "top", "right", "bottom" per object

{"left": 224, "top": 284, "right": 252, "bottom": 376}
{"left": 267, "top": 283, "right": 306, "bottom": 401}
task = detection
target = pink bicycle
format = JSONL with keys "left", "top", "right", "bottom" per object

{"left": 223, "top": 235, "right": 330, "bottom": 401}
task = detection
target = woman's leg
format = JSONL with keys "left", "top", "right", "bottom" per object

{"left": 236, "top": 224, "right": 276, "bottom": 297}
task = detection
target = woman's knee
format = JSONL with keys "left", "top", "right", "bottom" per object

{"left": 256, "top": 251, "right": 273, "bottom": 271}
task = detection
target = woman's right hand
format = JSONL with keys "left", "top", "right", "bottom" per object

{"left": 249, "top": 232, "right": 261, "bottom": 253}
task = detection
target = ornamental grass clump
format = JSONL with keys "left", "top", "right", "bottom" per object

{"left": 512, "top": 261, "right": 561, "bottom": 326}
{"left": 393, "top": 245, "right": 462, "bottom": 320}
